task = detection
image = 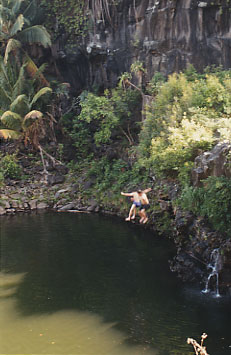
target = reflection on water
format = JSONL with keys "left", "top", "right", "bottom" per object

{"left": 0, "top": 272, "right": 25, "bottom": 299}
{"left": 0, "top": 212, "right": 231, "bottom": 355}
{"left": 0, "top": 271, "right": 156, "bottom": 355}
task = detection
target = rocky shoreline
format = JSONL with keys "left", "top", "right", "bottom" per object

{"left": 1, "top": 171, "right": 231, "bottom": 297}
{"left": 1, "top": 142, "right": 231, "bottom": 295}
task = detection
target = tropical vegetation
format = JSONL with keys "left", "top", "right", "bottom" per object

{"left": 60, "top": 64, "right": 231, "bottom": 236}
{"left": 0, "top": 1, "right": 230, "bottom": 237}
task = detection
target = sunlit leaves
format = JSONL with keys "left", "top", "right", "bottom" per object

{"left": 10, "top": 94, "right": 29, "bottom": 116}
{"left": 0, "top": 128, "right": 21, "bottom": 139}
{"left": 23, "top": 109, "right": 43, "bottom": 129}
{"left": 30, "top": 87, "right": 52, "bottom": 107}
{"left": 10, "top": 14, "right": 24, "bottom": 36}
{"left": 1, "top": 110, "right": 22, "bottom": 130}
{"left": 4, "top": 38, "right": 21, "bottom": 64}
{"left": 139, "top": 68, "right": 231, "bottom": 179}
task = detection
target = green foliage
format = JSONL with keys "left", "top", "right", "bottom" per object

{"left": 69, "top": 155, "right": 148, "bottom": 201}
{"left": 0, "top": 153, "right": 22, "bottom": 179}
{"left": 67, "top": 87, "right": 141, "bottom": 152}
{"left": 0, "top": 56, "right": 51, "bottom": 113}
{"left": 0, "top": 58, "right": 52, "bottom": 143}
{"left": 38, "top": 0, "right": 88, "bottom": 42}
{"left": 57, "top": 143, "right": 64, "bottom": 161}
{"left": 183, "top": 64, "right": 203, "bottom": 82}
{"left": 63, "top": 113, "right": 91, "bottom": 159}
{"left": 191, "top": 74, "right": 231, "bottom": 114}
{"left": 118, "top": 72, "right": 132, "bottom": 88}
{"left": 179, "top": 177, "right": 231, "bottom": 235}
{"left": 139, "top": 116, "right": 214, "bottom": 178}
{"left": 79, "top": 91, "right": 118, "bottom": 145}
{"left": 61, "top": 65, "right": 231, "bottom": 236}
{"left": 0, "top": 0, "right": 51, "bottom": 63}
{"left": 131, "top": 61, "right": 146, "bottom": 74}
{"left": 178, "top": 161, "right": 194, "bottom": 187}
{"left": 146, "top": 71, "right": 166, "bottom": 95}
{"left": 0, "top": 170, "right": 4, "bottom": 186}
{"left": 138, "top": 68, "right": 231, "bottom": 180}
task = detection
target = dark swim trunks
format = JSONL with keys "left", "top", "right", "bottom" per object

{"left": 140, "top": 204, "right": 150, "bottom": 211}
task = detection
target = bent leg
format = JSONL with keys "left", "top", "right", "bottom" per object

{"left": 139, "top": 209, "right": 145, "bottom": 223}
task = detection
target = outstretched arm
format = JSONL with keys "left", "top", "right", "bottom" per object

{"left": 143, "top": 188, "right": 152, "bottom": 193}
{"left": 121, "top": 192, "right": 134, "bottom": 197}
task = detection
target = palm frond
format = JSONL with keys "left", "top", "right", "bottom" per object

{"left": 0, "top": 56, "right": 13, "bottom": 93}
{"left": 4, "top": 38, "right": 21, "bottom": 63}
{"left": 12, "top": 61, "right": 26, "bottom": 99}
{"left": 23, "top": 109, "right": 43, "bottom": 129}
{"left": 0, "top": 30, "right": 8, "bottom": 40}
{"left": 0, "top": 86, "right": 12, "bottom": 107}
{"left": 12, "top": 0, "right": 24, "bottom": 17}
{"left": 23, "top": 110, "right": 44, "bottom": 148}
{"left": 0, "top": 128, "right": 21, "bottom": 140}
{"left": 10, "top": 94, "right": 29, "bottom": 116}
{"left": 10, "top": 14, "right": 25, "bottom": 37}
{"left": 30, "top": 87, "right": 52, "bottom": 108}
{"left": 1, "top": 110, "right": 22, "bottom": 130}
{"left": 24, "top": 54, "right": 50, "bottom": 87}
{"left": 23, "top": 0, "right": 37, "bottom": 24}
{"left": 0, "top": 5, "right": 12, "bottom": 22}
{"left": 18, "top": 25, "right": 51, "bottom": 48}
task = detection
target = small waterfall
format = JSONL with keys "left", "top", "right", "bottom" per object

{"left": 202, "top": 248, "right": 222, "bottom": 297}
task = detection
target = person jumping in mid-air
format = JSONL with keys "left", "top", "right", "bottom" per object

{"left": 137, "top": 188, "right": 151, "bottom": 224}
{"left": 121, "top": 191, "right": 141, "bottom": 221}
{"left": 121, "top": 188, "right": 151, "bottom": 223}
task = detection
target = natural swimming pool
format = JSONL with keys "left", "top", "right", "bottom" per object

{"left": 0, "top": 212, "right": 230, "bottom": 354}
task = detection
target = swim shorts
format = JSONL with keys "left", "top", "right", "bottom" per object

{"left": 140, "top": 204, "right": 150, "bottom": 210}
{"left": 133, "top": 201, "right": 141, "bottom": 207}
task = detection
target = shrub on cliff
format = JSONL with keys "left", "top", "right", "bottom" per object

{"left": 138, "top": 68, "right": 231, "bottom": 180}
{"left": 0, "top": 153, "right": 22, "bottom": 180}
{"left": 179, "top": 176, "right": 231, "bottom": 235}
{"left": 62, "top": 87, "right": 141, "bottom": 161}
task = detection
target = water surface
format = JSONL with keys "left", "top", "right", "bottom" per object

{"left": 0, "top": 212, "right": 231, "bottom": 354}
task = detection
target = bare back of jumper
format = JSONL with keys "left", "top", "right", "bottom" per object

{"left": 139, "top": 193, "right": 149, "bottom": 205}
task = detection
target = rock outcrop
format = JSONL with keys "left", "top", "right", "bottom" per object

{"left": 54, "top": 0, "right": 231, "bottom": 91}
{"left": 192, "top": 141, "right": 231, "bottom": 186}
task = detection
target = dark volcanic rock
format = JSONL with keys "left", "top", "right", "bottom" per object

{"left": 54, "top": 0, "right": 231, "bottom": 90}
{"left": 192, "top": 142, "right": 231, "bottom": 186}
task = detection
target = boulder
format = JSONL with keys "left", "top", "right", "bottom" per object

{"left": 29, "top": 200, "right": 38, "bottom": 210}
{"left": 54, "top": 188, "right": 69, "bottom": 199}
{"left": 192, "top": 142, "right": 231, "bottom": 186}
{"left": 0, "top": 206, "right": 6, "bottom": 215}
{"left": 37, "top": 202, "right": 49, "bottom": 209}
{"left": 58, "top": 202, "right": 76, "bottom": 211}
{"left": 11, "top": 200, "right": 19, "bottom": 208}
{"left": 2, "top": 200, "right": 10, "bottom": 209}
{"left": 47, "top": 174, "right": 65, "bottom": 186}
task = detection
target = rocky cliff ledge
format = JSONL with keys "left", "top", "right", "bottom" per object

{"left": 54, "top": 0, "right": 231, "bottom": 92}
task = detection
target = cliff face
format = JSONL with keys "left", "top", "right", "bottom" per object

{"left": 54, "top": 0, "right": 231, "bottom": 92}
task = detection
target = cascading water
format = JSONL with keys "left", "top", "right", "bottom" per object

{"left": 202, "top": 248, "right": 222, "bottom": 297}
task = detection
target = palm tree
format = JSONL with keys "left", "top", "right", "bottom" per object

{"left": 0, "top": 56, "right": 52, "bottom": 142}
{"left": 0, "top": 0, "right": 51, "bottom": 64}
{"left": 0, "top": 87, "right": 52, "bottom": 143}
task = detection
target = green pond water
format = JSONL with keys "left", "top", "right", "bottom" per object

{"left": 0, "top": 212, "right": 230, "bottom": 355}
